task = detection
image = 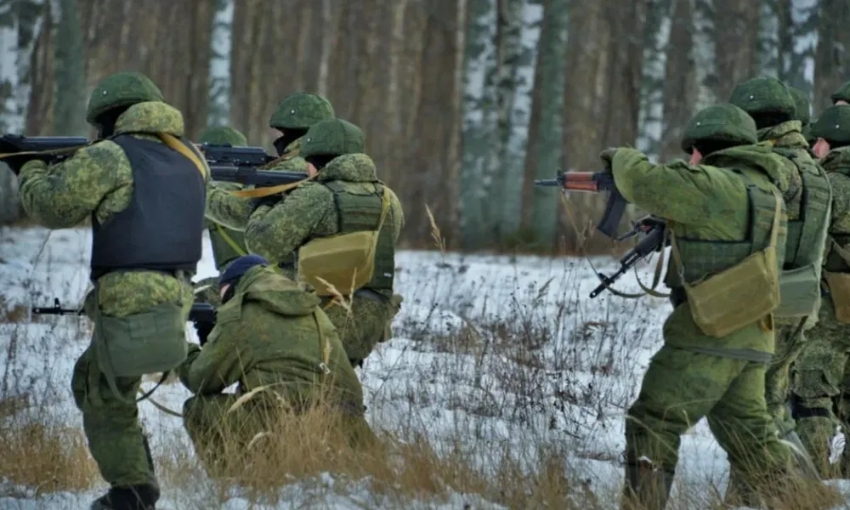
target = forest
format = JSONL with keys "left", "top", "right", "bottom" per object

{"left": 0, "top": 0, "right": 847, "bottom": 254}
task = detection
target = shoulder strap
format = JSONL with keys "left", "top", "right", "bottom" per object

{"left": 157, "top": 133, "right": 209, "bottom": 180}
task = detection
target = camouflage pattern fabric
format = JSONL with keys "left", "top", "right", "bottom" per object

{"left": 197, "top": 126, "right": 247, "bottom": 147}
{"left": 792, "top": 146, "right": 850, "bottom": 476}
{"left": 810, "top": 105, "right": 850, "bottom": 146}
{"left": 18, "top": 100, "right": 198, "bottom": 489}
{"left": 299, "top": 119, "right": 365, "bottom": 157}
{"left": 832, "top": 81, "right": 850, "bottom": 105}
{"left": 86, "top": 71, "right": 164, "bottom": 125}
{"left": 176, "top": 266, "right": 370, "bottom": 475}
{"left": 729, "top": 77, "right": 796, "bottom": 118}
{"left": 680, "top": 103, "right": 758, "bottom": 153}
{"left": 204, "top": 137, "right": 308, "bottom": 233}
{"left": 268, "top": 93, "right": 335, "bottom": 130}
{"left": 609, "top": 144, "right": 795, "bottom": 504}
{"left": 246, "top": 153, "right": 404, "bottom": 364}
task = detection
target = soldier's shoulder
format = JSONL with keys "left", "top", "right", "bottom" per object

{"left": 291, "top": 180, "right": 335, "bottom": 202}
{"left": 66, "top": 139, "right": 129, "bottom": 173}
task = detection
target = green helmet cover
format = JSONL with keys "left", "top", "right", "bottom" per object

{"left": 729, "top": 77, "right": 796, "bottom": 118}
{"left": 300, "top": 118, "right": 365, "bottom": 158}
{"left": 86, "top": 71, "right": 164, "bottom": 126}
{"left": 832, "top": 81, "right": 850, "bottom": 104}
{"left": 810, "top": 105, "right": 850, "bottom": 146}
{"left": 268, "top": 93, "right": 335, "bottom": 130}
{"left": 680, "top": 103, "right": 758, "bottom": 153}
{"left": 198, "top": 126, "right": 248, "bottom": 146}
{"left": 787, "top": 86, "right": 811, "bottom": 125}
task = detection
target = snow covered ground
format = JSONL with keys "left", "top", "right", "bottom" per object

{"left": 0, "top": 225, "right": 846, "bottom": 509}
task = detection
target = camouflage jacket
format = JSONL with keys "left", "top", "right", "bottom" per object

{"left": 18, "top": 101, "right": 202, "bottom": 316}
{"left": 177, "top": 265, "right": 364, "bottom": 408}
{"left": 205, "top": 137, "right": 308, "bottom": 232}
{"left": 245, "top": 153, "right": 404, "bottom": 264}
{"left": 822, "top": 148, "right": 850, "bottom": 263}
{"left": 757, "top": 120, "right": 808, "bottom": 221}
{"left": 611, "top": 145, "right": 788, "bottom": 358}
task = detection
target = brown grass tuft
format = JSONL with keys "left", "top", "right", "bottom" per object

{"left": 0, "top": 397, "right": 98, "bottom": 495}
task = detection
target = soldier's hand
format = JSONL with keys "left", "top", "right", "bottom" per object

{"left": 599, "top": 148, "right": 619, "bottom": 171}
{"left": 248, "top": 194, "right": 282, "bottom": 215}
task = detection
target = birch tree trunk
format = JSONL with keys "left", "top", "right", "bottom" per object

{"left": 813, "top": 0, "right": 849, "bottom": 109}
{"left": 207, "top": 0, "right": 233, "bottom": 128}
{"left": 711, "top": 0, "right": 760, "bottom": 102}
{"left": 660, "top": 0, "right": 696, "bottom": 162}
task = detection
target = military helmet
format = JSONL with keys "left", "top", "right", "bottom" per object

{"left": 680, "top": 103, "right": 758, "bottom": 153}
{"left": 86, "top": 72, "right": 164, "bottom": 126}
{"left": 831, "top": 81, "right": 850, "bottom": 104}
{"left": 198, "top": 126, "right": 247, "bottom": 146}
{"left": 268, "top": 93, "right": 335, "bottom": 130}
{"left": 300, "top": 118, "right": 365, "bottom": 158}
{"left": 787, "top": 86, "right": 811, "bottom": 125}
{"left": 728, "top": 77, "right": 796, "bottom": 118}
{"left": 810, "top": 105, "right": 850, "bottom": 146}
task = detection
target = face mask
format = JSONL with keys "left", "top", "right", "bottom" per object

{"left": 221, "top": 284, "right": 237, "bottom": 305}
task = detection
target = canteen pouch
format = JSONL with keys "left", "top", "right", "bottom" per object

{"left": 94, "top": 302, "right": 188, "bottom": 378}
{"left": 824, "top": 271, "right": 850, "bottom": 323}
{"left": 298, "top": 188, "right": 389, "bottom": 297}
{"left": 672, "top": 189, "right": 782, "bottom": 337}
{"left": 775, "top": 264, "right": 822, "bottom": 318}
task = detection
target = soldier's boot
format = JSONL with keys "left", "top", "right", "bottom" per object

{"left": 780, "top": 430, "right": 822, "bottom": 481}
{"left": 724, "top": 468, "right": 764, "bottom": 508}
{"left": 621, "top": 460, "right": 673, "bottom": 510}
{"left": 90, "top": 484, "right": 159, "bottom": 510}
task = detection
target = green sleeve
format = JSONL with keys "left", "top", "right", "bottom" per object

{"left": 177, "top": 325, "right": 251, "bottom": 395}
{"left": 829, "top": 172, "right": 850, "bottom": 234}
{"left": 245, "top": 183, "right": 331, "bottom": 263}
{"left": 17, "top": 141, "right": 131, "bottom": 228}
{"left": 205, "top": 181, "right": 252, "bottom": 231}
{"left": 611, "top": 148, "right": 736, "bottom": 226}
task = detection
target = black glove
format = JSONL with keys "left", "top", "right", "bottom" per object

{"left": 248, "top": 194, "right": 282, "bottom": 215}
{"left": 193, "top": 321, "right": 215, "bottom": 346}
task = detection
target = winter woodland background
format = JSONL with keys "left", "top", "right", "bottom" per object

{"left": 0, "top": 0, "right": 845, "bottom": 254}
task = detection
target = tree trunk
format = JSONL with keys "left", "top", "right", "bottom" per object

{"left": 711, "top": 0, "right": 760, "bottom": 102}
{"left": 207, "top": 0, "right": 234, "bottom": 128}
{"left": 525, "top": 0, "right": 566, "bottom": 250}
{"left": 53, "top": 0, "right": 86, "bottom": 136}
{"left": 813, "top": 0, "right": 850, "bottom": 110}
{"left": 660, "top": 0, "right": 696, "bottom": 162}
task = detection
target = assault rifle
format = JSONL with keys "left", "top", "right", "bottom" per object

{"left": 32, "top": 298, "right": 218, "bottom": 346}
{"left": 0, "top": 135, "right": 89, "bottom": 174}
{"left": 198, "top": 143, "right": 308, "bottom": 187}
{"left": 589, "top": 216, "right": 668, "bottom": 298}
{"left": 535, "top": 171, "right": 626, "bottom": 238}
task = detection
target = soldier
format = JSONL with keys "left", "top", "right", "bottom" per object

{"left": 788, "top": 86, "right": 814, "bottom": 144}
{"left": 791, "top": 105, "right": 850, "bottom": 477}
{"left": 178, "top": 254, "right": 373, "bottom": 477}
{"left": 245, "top": 119, "right": 404, "bottom": 368}
{"left": 607, "top": 104, "right": 802, "bottom": 509}
{"left": 204, "top": 93, "right": 334, "bottom": 241}
{"left": 195, "top": 126, "right": 249, "bottom": 306}
{"left": 729, "top": 77, "right": 832, "bottom": 449}
{"left": 832, "top": 82, "right": 850, "bottom": 106}
{"left": 15, "top": 72, "right": 208, "bottom": 510}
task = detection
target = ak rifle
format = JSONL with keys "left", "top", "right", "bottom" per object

{"left": 589, "top": 216, "right": 668, "bottom": 299}
{"left": 0, "top": 135, "right": 89, "bottom": 174}
{"left": 535, "top": 171, "right": 626, "bottom": 238}
{"left": 198, "top": 143, "right": 308, "bottom": 188}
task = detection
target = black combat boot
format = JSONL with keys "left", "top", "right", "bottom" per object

{"left": 90, "top": 483, "right": 159, "bottom": 510}
{"left": 621, "top": 460, "right": 674, "bottom": 510}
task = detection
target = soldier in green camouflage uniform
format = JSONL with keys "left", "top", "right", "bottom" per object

{"left": 791, "top": 105, "right": 850, "bottom": 477}
{"left": 17, "top": 72, "right": 208, "bottom": 510}
{"left": 204, "top": 93, "right": 334, "bottom": 239}
{"left": 730, "top": 78, "right": 832, "bottom": 447}
{"left": 607, "top": 104, "right": 796, "bottom": 510}
{"left": 245, "top": 119, "right": 404, "bottom": 367}
{"left": 179, "top": 255, "right": 372, "bottom": 477}
{"left": 195, "top": 126, "right": 249, "bottom": 306}
{"left": 788, "top": 86, "right": 814, "bottom": 144}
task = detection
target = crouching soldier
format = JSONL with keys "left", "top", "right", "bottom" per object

{"left": 177, "top": 254, "right": 374, "bottom": 477}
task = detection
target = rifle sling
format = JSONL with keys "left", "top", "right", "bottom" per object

{"left": 230, "top": 175, "right": 316, "bottom": 198}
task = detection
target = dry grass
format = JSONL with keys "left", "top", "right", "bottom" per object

{"left": 0, "top": 396, "right": 98, "bottom": 496}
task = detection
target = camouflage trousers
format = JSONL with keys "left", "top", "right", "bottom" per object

{"left": 626, "top": 346, "right": 792, "bottom": 496}
{"left": 71, "top": 345, "right": 157, "bottom": 488}
{"left": 323, "top": 291, "right": 402, "bottom": 366}
{"left": 791, "top": 296, "right": 850, "bottom": 477}
{"left": 765, "top": 320, "right": 808, "bottom": 436}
